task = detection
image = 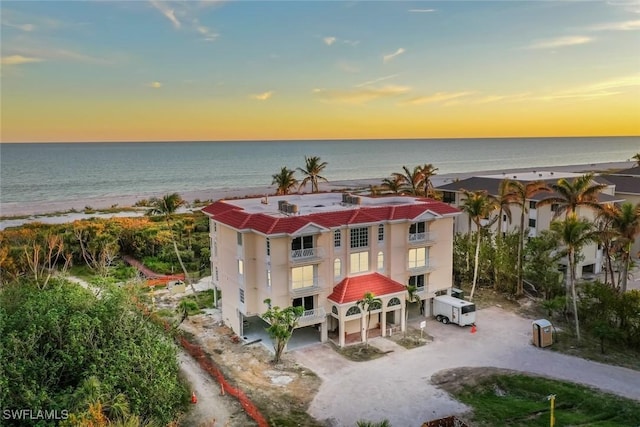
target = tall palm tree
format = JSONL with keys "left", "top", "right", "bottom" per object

{"left": 610, "top": 202, "right": 640, "bottom": 292}
{"left": 393, "top": 166, "right": 424, "bottom": 196}
{"left": 632, "top": 153, "right": 640, "bottom": 167}
{"left": 147, "top": 193, "right": 199, "bottom": 299}
{"left": 550, "top": 213, "right": 595, "bottom": 341}
{"left": 460, "top": 190, "right": 498, "bottom": 301}
{"left": 538, "top": 173, "right": 606, "bottom": 217}
{"left": 271, "top": 167, "right": 298, "bottom": 195}
{"left": 595, "top": 203, "right": 620, "bottom": 288}
{"left": 418, "top": 163, "right": 439, "bottom": 197}
{"left": 357, "top": 291, "right": 382, "bottom": 348}
{"left": 298, "top": 156, "right": 328, "bottom": 193}
{"left": 404, "top": 285, "right": 420, "bottom": 337}
{"left": 507, "top": 180, "right": 549, "bottom": 296}
{"left": 495, "top": 179, "right": 515, "bottom": 240}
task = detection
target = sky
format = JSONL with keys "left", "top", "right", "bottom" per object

{"left": 1, "top": 1, "right": 639, "bottom": 142}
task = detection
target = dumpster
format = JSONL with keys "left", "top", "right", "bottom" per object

{"left": 532, "top": 319, "right": 553, "bottom": 348}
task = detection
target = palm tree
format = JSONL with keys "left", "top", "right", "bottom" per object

{"left": 298, "top": 156, "right": 328, "bottom": 193}
{"left": 357, "top": 291, "right": 382, "bottom": 347}
{"left": 418, "top": 163, "right": 439, "bottom": 197}
{"left": 404, "top": 285, "right": 420, "bottom": 337}
{"left": 550, "top": 213, "right": 595, "bottom": 341}
{"left": 610, "top": 202, "right": 640, "bottom": 292}
{"left": 460, "top": 190, "right": 498, "bottom": 301}
{"left": 272, "top": 167, "right": 298, "bottom": 195}
{"left": 595, "top": 203, "right": 620, "bottom": 288}
{"left": 380, "top": 175, "right": 404, "bottom": 194}
{"left": 393, "top": 166, "right": 424, "bottom": 196}
{"left": 147, "top": 193, "right": 199, "bottom": 299}
{"left": 539, "top": 173, "right": 606, "bottom": 217}
{"left": 632, "top": 153, "right": 640, "bottom": 167}
{"left": 495, "top": 179, "right": 515, "bottom": 240}
{"left": 507, "top": 180, "right": 549, "bottom": 296}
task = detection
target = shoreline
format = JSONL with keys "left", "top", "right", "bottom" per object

{"left": 0, "top": 160, "right": 634, "bottom": 229}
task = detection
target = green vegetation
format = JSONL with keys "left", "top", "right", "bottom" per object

{"left": 452, "top": 374, "right": 640, "bottom": 426}
{"left": 0, "top": 278, "right": 189, "bottom": 426}
{"left": 262, "top": 299, "right": 304, "bottom": 363}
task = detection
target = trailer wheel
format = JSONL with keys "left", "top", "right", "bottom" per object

{"left": 442, "top": 317, "right": 450, "bottom": 324}
{"left": 436, "top": 315, "right": 443, "bottom": 322}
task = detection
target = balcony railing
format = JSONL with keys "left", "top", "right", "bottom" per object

{"left": 407, "top": 260, "right": 436, "bottom": 272}
{"left": 297, "top": 307, "right": 327, "bottom": 326}
{"left": 408, "top": 231, "right": 436, "bottom": 243}
{"left": 290, "top": 247, "right": 324, "bottom": 262}
{"left": 290, "top": 278, "right": 324, "bottom": 296}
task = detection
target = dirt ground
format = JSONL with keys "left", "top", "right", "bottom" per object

{"left": 177, "top": 309, "right": 322, "bottom": 426}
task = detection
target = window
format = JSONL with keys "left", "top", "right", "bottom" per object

{"left": 293, "top": 296, "right": 314, "bottom": 311}
{"left": 266, "top": 238, "right": 270, "bottom": 256}
{"left": 292, "top": 235, "right": 313, "bottom": 250}
{"left": 528, "top": 218, "right": 537, "bottom": 228}
{"left": 442, "top": 191, "right": 456, "bottom": 204}
{"left": 409, "top": 274, "right": 425, "bottom": 289}
{"left": 408, "top": 247, "right": 426, "bottom": 269}
{"left": 551, "top": 203, "right": 559, "bottom": 212}
{"left": 378, "top": 224, "right": 384, "bottom": 242}
{"left": 292, "top": 265, "right": 315, "bottom": 289}
{"left": 213, "top": 222, "right": 217, "bottom": 232}
{"left": 388, "top": 297, "right": 401, "bottom": 307}
{"left": 213, "top": 240, "right": 218, "bottom": 257}
{"left": 409, "top": 222, "right": 426, "bottom": 234}
{"left": 350, "top": 227, "right": 369, "bottom": 248}
{"left": 237, "top": 232, "right": 243, "bottom": 246}
{"left": 239, "top": 288, "right": 245, "bottom": 303}
{"left": 266, "top": 270, "right": 271, "bottom": 287}
{"left": 529, "top": 201, "right": 537, "bottom": 209}
{"left": 462, "top": 305, "right": 476, "bottom": 314}
{"left": 350, "top": 251, "right": 369, "bottom": 274}
{"left": 215, "top": 267, "right": 219, "bottom": 282}
{"left": 334, "top": 259, "right": 341, "bottom": 279}
{"left": 346, "top": 306, "right": 361, "bottom": 316}
{"left": 334, "top": 229, "right": 342, "bottom": 248}
{"left": 332, "top": 306, "right": 338, "bottom": 315}
{"left": 238, "top": 260, "right": 244, "bottom": 275}
{"left": 377, "top": 251, "right": 384, "bottom": 271}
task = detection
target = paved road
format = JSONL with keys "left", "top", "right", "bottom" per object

{"left": 292, "top": 306, "right": 640, "bottom": 427}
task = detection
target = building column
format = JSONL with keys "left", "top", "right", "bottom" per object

{"left": 320, "top": 319, "right": 328, "bottom": 342}
{"left": 381, "top": 308, "right": 387, "bottom": 337}
{"left": 400, "top": 303, "right": 406, "bottom": 332}
{"left": 339, "top": 316, "right": 345, "bottom": 348}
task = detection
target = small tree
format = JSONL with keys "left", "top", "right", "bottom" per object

{"left": 357, "top": 292, "right": 382, "bottom": 347}
{"left": 262, "top": 299, "right": 304, "bottom": 363}
{"left": 405, "top": 285, "right": 419, "bottom": 337}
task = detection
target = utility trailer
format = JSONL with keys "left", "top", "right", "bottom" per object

{"left": 433, "top": 295, "right": 476, "bottom": 326}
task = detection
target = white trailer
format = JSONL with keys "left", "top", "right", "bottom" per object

{"left": 433, "top": 295, "right": 476, "bottom": 327}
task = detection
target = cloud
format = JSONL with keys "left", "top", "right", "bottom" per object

{"left": 383, "top": 48, "right": 405, "bottom": 63}
{"left": 150, "top": 0, "right": 181, "bottom": 28}
{"left": 355, "top": 74, "right": 399, "bottom": 88}
{"left": 323, "top": 36, "right": 337, "bottom": 46}
{"left": 1, "top": 55, "right": 43, "bottom": 65}
{"left": 402, "top": 91, "right": 475, "bottom": 106}
{"left": 538, "top": 73, "right": 640, "bottom": 100}
{"left": 251, "top": 91, "right": 274, "bottom": 101}
{"left": 337, "top": 61, "right": 360, "bottom": 73}
{"left": 526, "top": 36, "right": 593, "bottom": 49}
{"left": 313, "top": 85, "right": 410, "bottom": 104}
{"left": 408, "top": 9, "right": 436, "bottom": 13}
{"left": 585, "top": 19, "right": 640, "bottom": 31}
{"left": 194, "top": 21, "right": 219, "bottom": 41}
{"left": 147, "top": 81, "right": 162, "bottom": 88}
{"left": 471, "top": 92, "right": 532, "bottom": 104}
{"left": 2, "top": 21, "right": 35, "bottom": 31}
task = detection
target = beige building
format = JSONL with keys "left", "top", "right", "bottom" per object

{"left": 437, "top": 171, "right": 623, "bottom": 278}
{"left": 202, "top": 193, "right": 460, "bottom": 347}
{"left": 602, "top": 166, "right": 640, "bottom": 257}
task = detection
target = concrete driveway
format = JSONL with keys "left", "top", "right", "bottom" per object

{"left": 292, "top": 306, "right": 640, "bottom": 427}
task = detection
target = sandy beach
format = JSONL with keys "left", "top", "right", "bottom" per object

{"left": 0, "top": 160, "right": 634, "bottom": 230}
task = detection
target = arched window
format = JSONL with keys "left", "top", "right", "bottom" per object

{"left": 388, "top": 297, "right": 401, "bottom": 307}
{"left": 370, "top": 300, "right": 382, "bottom": 310}
{"left": 332, "top": 306, "right": 338, "bottom": 315}
{"left": 346, "top": 306, "right": 361, "bottom": 316}
{"left": 334, "top": 258, "right": 341, "bottom": 279}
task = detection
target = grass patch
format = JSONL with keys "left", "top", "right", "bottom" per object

{"left": 181, "top": 289, "right": 219, "bottom": 310}
{"left": 334, "top": 343, "right": 387, "bottom": 362}
{"left": 450, "top": 372, "right": 640, "bottom": 426}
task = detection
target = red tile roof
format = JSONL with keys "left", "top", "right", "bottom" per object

{"left": 201, "top": 196, "right": 460, "bottom": 235}
{"left": 327, "top": 273, "right": 407, "bottom": 304}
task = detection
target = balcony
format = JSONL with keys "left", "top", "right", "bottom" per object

{"left": 290, "top": 247, "right": 324, "bottom": 263}
{"left": 407, "top": 260, "right": 436, "bottom": 273}
{"left": 290, "top": 278, "right": 324, "bottom": 297}
{"left": 297, "top": 307, "right": 327, "bottom": 326}
{"left": 408, "top": 232, "right": 436, "bottom": 244}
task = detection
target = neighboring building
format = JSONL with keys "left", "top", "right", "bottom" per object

{"left": 601, "top": 166, "right": 640, "bottom": 257}
{"left": 436, "top": 171, "right": 623, "bottom": 278}
{"left": 202, "top": 193, "right": 460, "bottom": 347}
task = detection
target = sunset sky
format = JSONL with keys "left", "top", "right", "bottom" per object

{"left": 1, "top": 1, "right": 639, "bottom": 142}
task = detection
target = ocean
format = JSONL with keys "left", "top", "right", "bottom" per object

{"left": 1, "top": 137, "right": 638, "bottom": 212}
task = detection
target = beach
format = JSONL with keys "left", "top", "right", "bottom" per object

{"left": 0, "top": 160, "right": 635, "bottom": 230}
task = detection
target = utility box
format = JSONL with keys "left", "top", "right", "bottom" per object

{"left": 449, "top": 287, "right": 465, "bottom": 300}
{"left": 532, "top": 319, "right": 553, "bottom": 348}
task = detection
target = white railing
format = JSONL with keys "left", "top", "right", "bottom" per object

{"left": 290, "top": 278, "right": 324, "bottom": 296}
{"left": 298, "top": 307, "right": 326, "bottom": 325}
{"left": 290, "top": 247, "right": 323, "bottom": 261}
{"left": 407, "top": 261, "right": 436, "bottom": 272}
{"left": 408, "top": 232, "right": 436, "bottom": 243}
